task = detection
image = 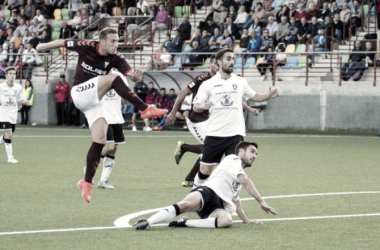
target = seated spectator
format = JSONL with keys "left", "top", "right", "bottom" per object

{"left": 340, "top": 2, "right": 351, "bottom": 39}
{"left": 237, "top": 28, "right": 251, "bottom": 51}
{"left": 39, "top": 30, "right": 50, "bottom": 44}
{"left": 0, "top": 30, "right": 6, "bottom": 46}
{"left": 178, "top": 15, "right": 192, "bottom": 41}
{"left": 88, "top": 7, "right": 100, "bottom": 32}
{"left": 195, "top": 0, "right": 205, "bottom": 10}
{"left": 248, "top": 17, "right": 262, "bottom": 37}
{"left": 198, "top": 6, "right": 214, "bottom": 32}
{"left": 0, "top": 46, "right": 8, "bottom": 67}
{"left": 10, "top": 30, "right": 23, "bottom": 50}
{"left": 72, "top": 9, "right": 88, "bottom": 32}
{"left": 190, "top": 28, "right": 202, "bottom": 47}
{"left": 14, "top": 43, "right": 25, "bottom": 70}
{"left": 243, "top": 10, "right": 255, "bottom": 30}
{"left": 89, "top": 0, "right": 99, "bottom": 13}
{"left": 252, "top": 3, "right": 266, "bottom": 23}
{"left": 355, "top": 41, "right": 380, "bottom": 81}
{"left": 212, "top": 0, "right": 223, "bottom": 11}
{"left": 284, "top": 16, "right": 298, "bottom": 44}
{"left": 199, "top": 29, "right": 211, "bottom": 52}
{"left": 317, "top": 2, "right": 331, "bottom": 23}
{"left": 266, "top": 16, "right": 278, "bottom": 40}
{"left": 136, "top": 0, "right": 149, "bottom": 10}
{"left": 33, "top": 9, "right": 45, "bottom": 23}
{"left": 7, "top": 9, "right": 19, "bottom": 30}
{"left": 287, "top": 3, "right": 297, "bottom": 20}
{"left": 234, "top": 5, "right": 248, "bottom": 30}
{"left": 220, "top": 29, "right": 233, "bottom": 48}
{"left": 271, "top": 0, "right": 287, "bottom": 13}
{"left": 295, "top": 3, "right": 309, "bottom": 23}
{"left": 245, "top": 29, "right": 262, "bottom": 56}
{"left": 350, "top": 0, "right": 362, "bottom": 33}
{"left": 6, "top": 42, "right": 18, "bottom": 67}
{"left": 170, "top": 30, "right": 184, "bottom": 54}
{"left": 162, "top": 34, "right": 173, "bottom": 51}
{"left": 208, "top": 27, "right": 223, "bottom": 52}
{"left": 37, "top": 19, "right": 52, "bottom": 39}
{"left": 311, "top": 28, "right": 330, "bottom": 52}
{"left": 297, "top": 17, "right": 310, "bottom": 44}
{"left": 59, "top": 22, "right": 73, "bottom": 39}
{"left": 341, "top": 40, "right": 365, "bottom": 81}
{"left": 19, "top": 7, "right": 28, "bottom": 21}
{"left": 322, "top": 15, "right": 333, "bottom": 37}
{"left": 221, "top": 16, "right": 241, "bottom": 40}
{"left": 332, "top": 14, "right": 344, "bottom": 43}
{"left": 25, "top": 0, "right": 36, "bottom": 20}
{"left": 213, "top": 4, "right": 228, "bottom": 26}
{"left": 41, "top": 0, "right": 54, "bottom": 19}
{"left": 28, "top": 32, "right": 40, "bottom": 48}
{"left": 6, "top": 28, "right": 14, "bottom": 43}
{"left": 307, "top": 2, "right": 319, "bottom": 20}
{"left": 260, "top": 29, "right": 274, "bottom": 52}
{"left": 182, "top": 41, "right": 204, "bottom": 69}
{"left": 276, "top": 5, "right": 289, "bottom": 23}
{"left": 227, "top": 5, "right": 237, "bottom": 21}
{"left": 15, "top": 18, "right": 28, "bottom": 36}
{"left": 262, "top": 0, "right": 274, "bottom": 20}
{"left": 204, "top": 18, "right": 219, "bottom": 36}
{"left": 28, "top": 18, "right": 41, "bottom": 35}
{"left": 257, "top": 46, "right": 275, "bottom": 81}
{"left": 223, "top": 0, "right": 238, "bottom": 10}
{"left": 336, "top": 0, "right": 345, "bottom": 10}
{"left": 274, "top": 43, "right": 287, "bottom": 67}
{"left": 22, "top": 42, "right": 42, "bottom": 79}
{"left": 22, "top": 29, "right": 32, "bottom": 45}
{"left": 147, "top": 46, "right": 172, "bottom": 71}
{"left": 276, "top": 16, "right": 289, "bottom": 44}
{"left": 330, "top": 2, "right": 341, "bottom": 19}
{"left": 152, "top": 3, "right": 168, "bottom": 32}
{"left": 307, "top": 16, "right": 321, "bottom": 40}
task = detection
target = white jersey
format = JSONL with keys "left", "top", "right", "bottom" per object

{"left": 0, "top": 82, "right": 25, "bottom": 124}
{"left": 204, "top": 154, "right": 247, "bottom": 214}
{"left": 193, "top": 73, "right": 256, "bottom": 137}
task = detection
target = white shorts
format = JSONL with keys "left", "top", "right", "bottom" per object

{"left": 71, "top": 76, "right": 104, "bottom": 128}
{"left": 186, "top": 117, "right": 208, "bottom": 144}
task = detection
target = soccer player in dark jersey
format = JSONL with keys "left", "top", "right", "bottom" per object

{"left": 166, "top": 56, "right": 259, "bottom": 187}
{"left": 36, "top": 27, "right": 168, "bottom": 203}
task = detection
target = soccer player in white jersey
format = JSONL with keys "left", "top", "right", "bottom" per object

{"left": 0, "top": 67, "right": 30, "bottom": 163}
{"left": 191, "top": 48, "right": 280, "bottom": 189}
{"left": 132, "top": 142, "right": 278, "bottom": 229}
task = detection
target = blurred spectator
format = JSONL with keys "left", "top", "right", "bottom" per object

{"left": 0, "top": 46, "right": 7, "bottom": 66}
{"left": 28, "top": 18, "right": 41, "bottom": 35}
{"left": 341, "top": 40, "right": 365, "bottom": 81}
{"left": 170, "top": 30, "right": 184, "bottom": 54}
{"left": 39, "top": 30, "right": 50, "bottom": 44}
{"left": 238, "top": 28, "right": 251, "bottom": 51}
{"left": 15, "top": 18, "right": 27, "bottom": 36}
{"left": 330, "top": 2, "right": 341, "bottom": 19}
{"left": 6, "top": 28, "right": 14, "bottom": 43}
{"left": 317, "top": 2, "right": 331, "bottom": 23}
{"left": 248, "top": 17, "right": 262, "bottom": 36}
{"left": 252, "top": 3, "right": 266, "bottom": 22}
{"left": 222, "top": 0, "right": 237, "bottom": 9}
{"left": 336, "top": 0, "right": 345, "bottom": 10}
{"left": 53, "top": 74, "right": 69, "bottom": 126}
{"left": 213, "top": 4, "right": 227, "bottom": 25}
{"left": 295, "top": 3, "right": 309, "bottom": 22}
{"left": 161, "top": 34, "right": 172, "bottom": 51}
{"left": 89, "top": 0, "right": 99, "bottom": 13}
{"left": 242, "top": 10, "right": 255, "bottom": 30}
{"left": 7, "top": 9, "right": 19, "bottom": 30}
{"left": 29, "top": 32, "right": 40, "bottom": 48}
{"left": 182, "top": 41, "right": 204, "bottom": 69}
{"left": 212, "top": 0, "right": 223, "bottom": 11}
{"left": 10, "top": 30, "right": 23, "bottom": 50}
{"left": 72, "top": 9, "right": 88, "bottom": 32}
{"left": 262, "top": 0, "right": 273, "bottom": 16}
{"left": 69, "top": 0, "right": 83, "bottom": 19}
{"left": 307, "top": 2, "right": 318, "bottom": 20}
{"left": 271, "top": 0, "right": 287, "bottom": 12}
{"left": 287, "top": 3, "right": 297, "bottom": 20}
{"left": 178, "top": 15, "right": 192, "bottom": 41}
{"left": 53, "top": 0, "right": 69, "bottom": 9}
{"left": 340, "top": 2, "right": 351, "bottom": 28}
{"left": 5, "top": 42, "right": 17, "bottom": 67}
{"left": 276, "top": 16, "right": 289, "bottom": 44}
{"left": 152, "top": 3, "right": 168, "bottom": 32}
{"left": 25, "top": 0, "right": 36, "bottom": 20}
{"left": 276, "top": 5, "right": 289, "bottom": 23}
{"left": 136, "top": 0, "right": 149, "bottom": 10}
{"left": 322, "top": 15, "right": 333, "bottom": 37}
{"left": 198, "top": 6, "right": 214, "bottom": 32}
{"left": 22, "top": 42, "right": 42, "bottom": 79}
{"left": 284, "top": 16, "right": 298, "bottom": 44}
{"left": 220, "top": 29, "right": 233, "bottom": 48}
{"left": 88, "top": 7, "right": 100, "bottom": 31}
{"left": 311, "top": 28, "right": 330, "bottom": 52}
{"left": 190, "top": 28, "right": 201, "bottom": 47}
{"left": 147, "top": 47, "right": 172, "bottom": 71}
{"left": 199, "top": 29, "right": 211, "bottom": 52}
{"left": 37, "top": 19, "right": 52, "bottom": 39}
{"left": 34, "top": 9, "right": 45, "bottom": 23}
{"left": 227, "top": 5, "right": 237, "bottom": 21}
{"left": 204, "top": 18, "right": 218, "bottom": 36}
{"left": 208, "top": 27, "right": 223, "bottom": 52}
{"left": 59, "top": 22, "right": 73, "bottom": 39}
{"left": 66, "top": 81, "right": 81, "bottom": 126}
{"left": 257, "top": 46, "right": 275, "bottom": 81}
{"left": 266, "top": 16, "right": 278, "bottom": 40}
{"left": 131, "top": 76, "right": 149, "bottom": 131}
{"left": 307, "top": 16, "right": 321, "bottom": 40}
{"left": 41, "top": 0, "right": 54, "bottom": 19}
{"left": 146, "top": 81, "right": 160, "bottom": 109}
{"left": 245, "top": 29, "right": 262, "bottom": 56}
{"left": 260, "top": 29, "right": 274, "bottom": 52}
{"left": 332, "top": 13, "right": 344, "bottom": 43}
{"left": 297, "top": 17, "right": 310, "bottom": 44}
{"left": 0, "top": 30, "right": 6, "bottom": 46}
{"left": 350, "top": 0, "right": 362, "bottom": 32}
{"left": 221, "top": 16, "right": 241, "bottom": 39}
{"left": 14, "top": 43, "right": 24, "bottom": 69}
{"left": 355, "top": 42, "right": 380, "bottom": 81}
{"left": 22, "top": 29, "right": 32, "bottom": 45}
{"left": 20, "top": 79, "right": 34, "bottom": 125}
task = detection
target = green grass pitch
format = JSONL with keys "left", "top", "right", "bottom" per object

{"left": 0, "top": 127, "right": 379, "bottom": 250}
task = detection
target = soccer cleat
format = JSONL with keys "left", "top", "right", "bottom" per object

{"left": 7, "top": 157, "right": 18, "bottom": 163}
{"left": 140, "top": 106, "right": 168, "bottom": 120}
{"left": 133, "top": 218, "right": 149, "bottom": 230}
{"left": 174, "top": 141, "right": 185, "bottom": 165}
{"left": 132, "top": 126, "right": 137, "bottom": 132}
{"left": 98, "top": 180, "right": 114, "bottom": 189}
{"left": 181, "top": 180, "right": 194, "bottom": 187}
{"left": 152, "top": 126, "right": 159, "bottom": 131}
{"left": 77, "top": 179, "right": 93, "bottom": 203}
{"left": 157, "top": 126, "right": 164, "bottom": 131}
{"left": 168, "top": 216, "right": 189, "bottom": 228}
{"left": 143, "top": 126, "right": 152, "bottom": 131}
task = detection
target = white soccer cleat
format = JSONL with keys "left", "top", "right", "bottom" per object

{"left": 143, "top": 126, "right": 152, "bottom": 131}
{"left": 8, "top": 157, "right": 19, "bottom": 163}
{"left": 132, "top": 126, "right": 137, "bottom": 132}
{"left": 98, "top": 181, "right": 114, "bottom": 189}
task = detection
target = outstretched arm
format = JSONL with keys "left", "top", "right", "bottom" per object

{"left": 249, "top": 86, "right": 280, "bottom": 102}
{"left": 234, "top": 199, "right": 262, "bottom": 224}
{"left": 166, "top": 87, "right": 192, "bottom": 126}
{"left": 36, "top": 40, "right": 65, "bottom": 52}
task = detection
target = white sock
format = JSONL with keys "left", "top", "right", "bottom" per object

{"left": 5, "top": 142, "right": 13, "bottom": 159}
{"left": 0, "top": 135, "right": 4, "bottom": 145}
{"left": 147, "top": 205, "right": 177, "bottom": 225}
{"left": 100, "top": 156, "right": 115, "bottom": 182}
{"left": 192, "top": 172, "right": 207, "bottom": 189}
{"left": 185, "top": 218, "right": 216, "bottom": 228}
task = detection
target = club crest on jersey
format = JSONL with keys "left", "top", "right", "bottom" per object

{"left": 106, "top": 90, "right": 116, "bottom": 97}
{"left": 14, "top": 90, "right": 17, "bottom": 94}
{"left": 232, "top": 84, "right": 237, "bottom": 90}
{"left": 220, "top": 94, "right": 234, "bottom": 106}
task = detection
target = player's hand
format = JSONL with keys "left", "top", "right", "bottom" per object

{"left": 260, "top": 201, "right": 278, "bottom": 215}
{"left": 202, "top": 101, "right": 213, "bottom": 110}
{"left": 244, "top": 219, "right": 263, "bottom": 224}
{"left": 127, "top": 69, "right": 143, "bottom": 82}
{"left": 36, "top": 43, "right": 45, "bottom": 52}
{"left": 268, "top": 86, "right": 280, "bottom": 99}
{"left": 165, "top": 112, "right": 176, "bottom": 126}
{"left": 248, "top": 108, "right": 260, "bottom": 115}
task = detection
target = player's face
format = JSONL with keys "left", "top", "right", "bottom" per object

{"left": 103, "top": 33, "right": 119, "bottom": 55}
{"left": 6, "top": 70, "right": 16, "bottom": 84}
{"left": 219, "top": 52, "right": 235, "bottom": 74}
{"left": 241, "top": 145, "right": 258, "bottom": 168}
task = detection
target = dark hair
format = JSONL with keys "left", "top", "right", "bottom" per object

{"left": 215, "top": 48, "right": 233, "bottom": 62}
{"left": 256, "top": 2, "right": 262, "bottom": 7}
{"left": 99, "top": 27, "right": 118, "bottom": 41}
{"left": 235, "top": 142, "right": 258, "bottom": 155}
{"left": 5, "top": 66, "right": 16, "bottom": 74}
{"left": 160, "top": 87, "right": 166, "bottom": 91}
{"left": 169, "top": 88, "right": 174, "bottom": 92}
{"left": 25, "top": 78, "right": 33, "bottom": 89}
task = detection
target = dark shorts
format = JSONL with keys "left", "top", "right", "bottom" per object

{"left": 201, "top": 135, "right": 243, "bottom": 165}
{"left": 106, "top": 124, "right": 125, "bottom": 144}
{"left": 191, "top": 186, "right": 224, "bottom": 219}
{"left": 0, "top": 122, "right": 15, "bottom": 132}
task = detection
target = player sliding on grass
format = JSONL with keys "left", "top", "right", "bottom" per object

{"left": 133, "top": 142, "right": 278, "bottom": 230}
{"left": 37, "top": 27, "right": 168, "bottom": 203}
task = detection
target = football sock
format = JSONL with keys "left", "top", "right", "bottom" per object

{"left": 111, "top": 76, "right": 148, "bottom": 111}
{"left": 185, "top": 218, "right": 217, "bottom": 228}
{"left": 0, "top": 135, "right": 4, "bottom": 145}
{"left": 100, "top": 155, "right": 115, "bottom": 182}
{"left": 192, "top": 171, "right": 209, "bottom": 189}
{"left": 4, "top": 138, "right": 13, "bottom": 159}
{"left": 182, "top": 144, "right": 202, "bottom": 154}
{"left": 147, "top": 205, "right": 178, "bottom": 225}
{"left": 185, "top": 156, "right": 201, "bottom": 182}
{"left": 85, "top": 142, "right": 105, "bottom": 183}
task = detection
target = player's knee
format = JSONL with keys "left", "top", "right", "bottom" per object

{"left": 178, "top": 201, "right": 192, "bottom": 212}
{"left": 216, "top": 216, "right": 233, "bottom": 228}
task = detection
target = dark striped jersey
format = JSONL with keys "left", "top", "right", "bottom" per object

{"left": 64, "top": 40, "right": 132, "bottom": 86}
{"left": 187, "top": 72, "right": 213, "bottom": 123}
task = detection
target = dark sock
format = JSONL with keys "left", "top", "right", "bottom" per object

{"left": 198, "top": 171, "right": 209, "bottom": 180}
{"left": 111, "top": 76, "right": 148, "bottom": 111}
{"left": 185, "top": 157, "right": 201, "bottom": 182}
{"left": 106, "top": 155, "right": 115, "bottom": 160}
{"left": 182, "top": 144, "right": 202, "bottom": 154}
{"left": 173, "top": 204, "right": 181, "bottom": 216}
{"left": 85, "top": 142, "right": 105, "bottom": 183}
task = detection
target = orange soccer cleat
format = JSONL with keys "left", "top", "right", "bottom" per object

{"left": 140, "top": 106, "right": 168, "bottom": 120}
{"left": 77, "top": 179, "right": 93, "bottom": 203}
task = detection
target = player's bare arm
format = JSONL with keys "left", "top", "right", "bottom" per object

{"left": 166, "top": 87, "right": 192, "bottom": 126}
{"left": 234, "top": 199, "right": 262, "bottom": 224}
{"left": 238, "top": 174, "right": 278, "bottom": 215}
{"left": 242, "top": 102, "right": 259, "bottom": 115}
{"left": 249, "top": 87, "right": 280, "bottom": 102}
{"left": 36, "top": 40, "right": 65, "bottom": 52}
{"left": 193, "top": 101, "right": 213, "bottom": 113}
